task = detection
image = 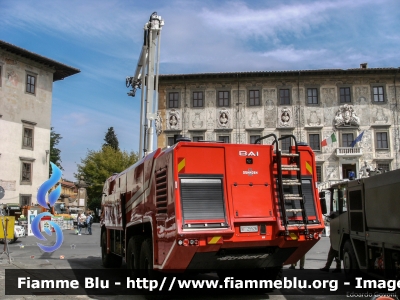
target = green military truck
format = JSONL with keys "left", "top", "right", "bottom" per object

{"left": 320, "top": 168, "right": 400, "bottom": 279}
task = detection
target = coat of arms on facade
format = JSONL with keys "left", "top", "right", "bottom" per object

{"left": 217, "top": 109, "right": 230, "bottom": 128}
{"left": 167, "top": 109, "right": 180, "bottom": 130}
{"left": 155, "top": 111, "right": 162, "bottom": 136}
{"left": 192, "top": 112, "right": 203, "bottom": 129}
{"left": 374, "top": 107, "right": 389, "bottom": 124}
{"left": 307, "top": 110, "right": 321, "bottom": 126}
{"left": 279, "top": 108, "right": 292, "bottom": 127}
{"left": 248, "top": 111, "right": 261, "bottom": 128}
{"left": 334, "top": 104, "right": 360, "bottom": 128}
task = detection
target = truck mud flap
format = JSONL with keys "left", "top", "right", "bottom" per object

{"left": 186, "top": 247, "right": 296, "bottom": 270}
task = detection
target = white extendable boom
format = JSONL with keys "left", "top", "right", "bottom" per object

{"left": 126, "top": 12, "right": 164, "bottom": 158}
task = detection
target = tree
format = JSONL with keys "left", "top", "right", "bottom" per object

{"left": 49, "top": 127, "right": 63, "bottom": 175}
{"left": 75, "top": 146, "right": 138, "bottom": 201}
{"left": 103, "top": 127, "right": 119, "bottom": 150}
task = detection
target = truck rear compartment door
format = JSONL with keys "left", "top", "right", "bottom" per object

{"left": 231, "top": 184, "right": 273, "bottom": 218}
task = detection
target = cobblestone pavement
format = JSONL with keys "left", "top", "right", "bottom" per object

{"left": 0, "top": 224, "right": 334, "bottom": 300}
{"left": 0, "top": 224, "right": 139, "bottom": 299}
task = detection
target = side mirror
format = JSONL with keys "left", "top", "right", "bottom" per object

{"left": 319, "top": 191, "right": 327, "bottom": 215}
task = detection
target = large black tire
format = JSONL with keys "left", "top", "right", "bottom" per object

{"left": 343, "top": 240, "right": 359, "bottom": 280}
{"left": 101, "top": 231, "right": 122, "bottom": 268}
{"left": 139, "top": 238, "right": 154, "bottom": 278}
{"left": 126, "top": 237, "right": 142, "bottom": 277}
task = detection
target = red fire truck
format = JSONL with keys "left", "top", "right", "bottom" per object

{"left": 100, "top": 134, "right": 325, "bottom": 278}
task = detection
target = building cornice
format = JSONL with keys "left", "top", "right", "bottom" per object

{"left": 0, "top": 40, "right": 80, "bottom": 81}
{"left": 159, "top": 67, "right": 400, "bottom": 82}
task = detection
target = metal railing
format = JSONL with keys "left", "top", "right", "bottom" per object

{"left": 317, "top": 180, "right": 343, "bottom": 191}
{"left": 335, "top": 147, "right": 362, "bottom": 157}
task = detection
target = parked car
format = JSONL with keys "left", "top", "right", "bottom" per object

{"left": 13, "top": 220, "right": 25, "bottom": 242}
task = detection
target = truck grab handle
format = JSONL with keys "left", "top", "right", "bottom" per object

{"left": 254, "top": 134, "right": 278, "bottom": 151}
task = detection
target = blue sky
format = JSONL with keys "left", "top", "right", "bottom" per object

{"left": 3, "top": 0, "right": 400, "bottom": 180}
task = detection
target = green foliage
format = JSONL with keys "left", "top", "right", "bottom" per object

{"left": 88, "top": 197, "right": 101, "bottom": 212}
{"left": 103, "top": 127, "right": 119, "bottom": 150}
{"left": 49, "top": 127, "right": 63, "bottom": 176}
{"left": 76, "top": 146, "right": 138, "bottom": 201}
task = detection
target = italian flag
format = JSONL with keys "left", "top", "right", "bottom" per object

{"left": 321, "top": 133, "right": 337, "bottom": 147}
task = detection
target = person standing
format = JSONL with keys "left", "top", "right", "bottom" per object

{"left": 289, "top": 255, "right": 305, "bottom": 270}
{"left": 320, "top": 245, "right": 341, "bottom": 272}
{"left": 86, "top": 213, "right": 92, "bottom": 235}
{"left": 81, "top": 213, "right": 87, "bottom": 234}
{"left": 76, "top": 213, "right": 83, "bottom": 235}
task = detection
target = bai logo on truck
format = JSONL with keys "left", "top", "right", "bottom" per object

{"left": 239, "top": 151, "right": 259, "bottom": 157}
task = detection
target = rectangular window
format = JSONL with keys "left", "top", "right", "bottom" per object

{"left": 377, "top": 163, "right": 390, "bottom": 172}
{"left": 280, "top": 89, "right": 290, "bottom": 105}
{"left": 193, "top": 92, "right": 204, "bottom": 107}
{"left": 250, "top": 135, "right": 261, "bottom": 144}
{"left": 309, "top": 134, "right": 320, "bottom": 151}
{"left": 342, "top": 133, "right": 354, "bottom": 147}
{"left": 373, "top": 86, "right": 384, "bottom": 102}
{"left": 192, "top": 136, "right": 203, "bottom": 142}
{"left": 218, "top": 91, "right": 230, "bottom": 107}
{"left": 340, "top": 87, "right": 351, "bottom": 103}
{"left": 23, "top": 127, "right": 33, "bottom": 149}
{"left": 307, "top": 88, "right": 318, "bottom": 104}
{"left": 26, "top": 74, "right": 36, "bottom": 94}
{"left": 21, "top": 162, "right": 32, "bottom": 184}
{"left": 168, "top": 92, "right": 179, "bottom": 108}
{"left": 281, "top": 135, "right": 291, "bottom": 151}
{"left": 376, "top": 132, "right": 388, "bottom": 149}
{"left": 249, "top": 90, "right": 260, "bottom": 106}
{"left": 218, "top": 135, "right": 230, "bottom": 143}
{"left": 20, "top": 195, "right": 32, "bottom": 206}
{"left": 167, "top": 137, "right": 175, "bottom": 146}
{"left": 316, "top": 166, "right": 322, "bottom": 182}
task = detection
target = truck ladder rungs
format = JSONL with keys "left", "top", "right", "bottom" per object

{"left": 284, "top": 195, "right": 303, "bottom": 200}
{"left": 282, "top": 165, "right": 300, "bottom": 171}
{"left": 282, "top": 179, "right": 301, "bottom": 185}
{"left": 286, "top": 209, "right": 303, "bottom": 213}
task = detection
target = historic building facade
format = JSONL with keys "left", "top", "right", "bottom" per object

{"left": 157, "top": 65, "right": 400, "bottom": 185}
{"left": 0, "top": 40, "right": 79, "bottom": 206}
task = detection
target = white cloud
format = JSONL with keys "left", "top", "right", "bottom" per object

{"left": 4, "top": 1, "right": 139, "bottom": 40}
{"left": 4, "top": 0, "right": 400, "bottom": 180}
{"left": 63, "top": 113, "right": 89, "bottom": 126}
{"left": 51, "top": 100, "right": 140, "bottom": 180}
{"left": 197, "top": 1, "right": 354, "bottom": 40}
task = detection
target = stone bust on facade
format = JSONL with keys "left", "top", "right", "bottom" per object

{"left": 279, "top": 108, "right": 292, "bottom": 127}
{"left": 217, "top": 109, "right": 230, "bottom": 128}
{"left": 167, "top": 109, "right": 180, "bottom": 130}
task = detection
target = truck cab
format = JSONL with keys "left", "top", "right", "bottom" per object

{"left": 325, "top": 169, "right": 400, "bottom": 280}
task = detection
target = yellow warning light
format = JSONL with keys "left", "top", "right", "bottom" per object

{"left": 289, "top": 233, "right": 298, "bottom": 240}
